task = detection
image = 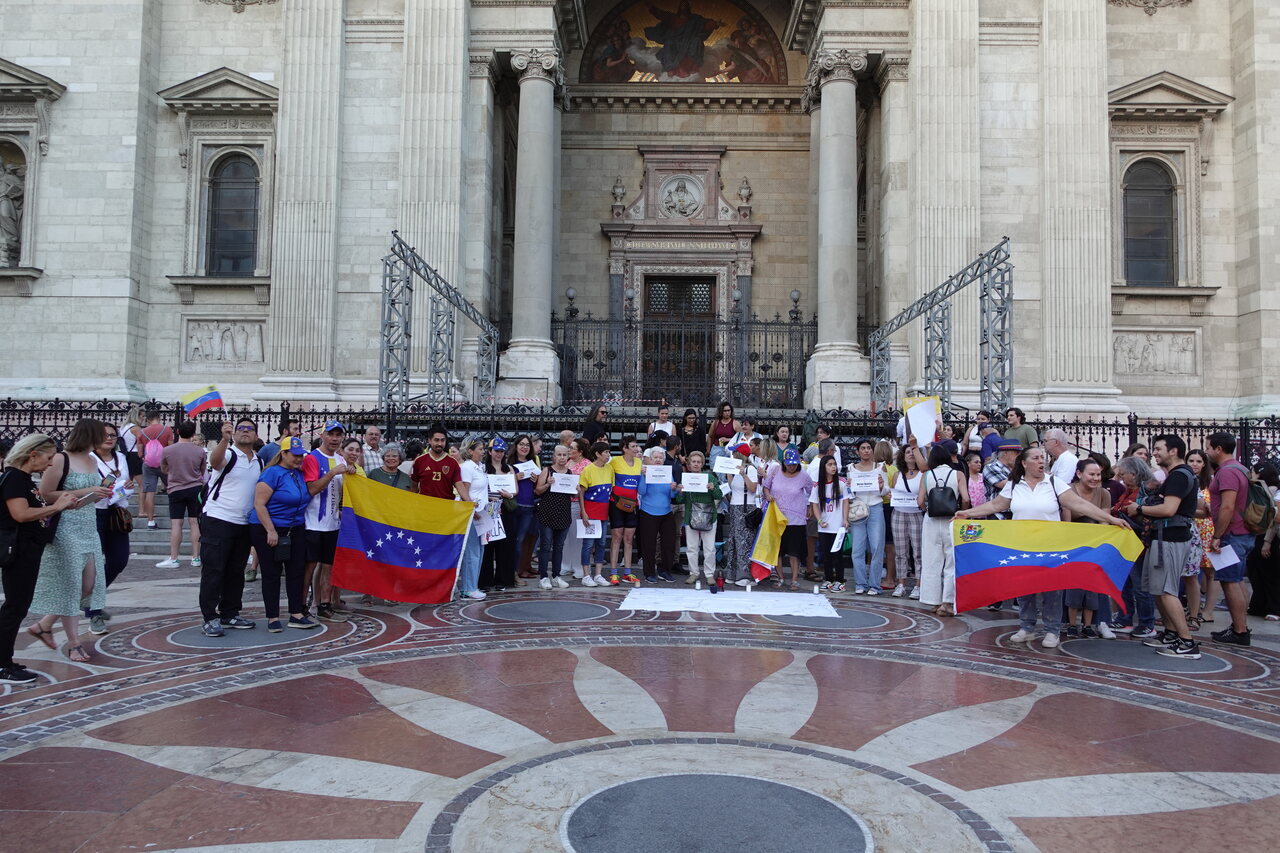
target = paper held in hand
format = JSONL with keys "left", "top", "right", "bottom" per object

{"left": 831, "top": 527, "right": 847, "bottom": 552}
{"left": 550, "top": 472, "right": 578, "bottom": 494}
{"left": 514, "top": 460, "right": 538, "bottom": 477}
{"left": 487, "top": 472, "right": 517, "bottom": 495}
{"left": 644, "top": 465, "right": 673, "bottom": 484}
{"left": 890, "top": 493, "right": 917, "bottom": 509}
{"left": 1206, "top": 546, "right": 1240, "bottom": 570}
{"left": 682, "top": 472, "right": 709, "bottom": 493}
{"left": 848, "top": 469, "right": 879, "bottom": 493}
{"left": 575, "top": 519, "right": 602, "bottom": 539}
{"left": 712, "top": 455, "right": 741, "bottom": 476}
{"left": 906, "top": 397, "right": 940, "bottom": 445}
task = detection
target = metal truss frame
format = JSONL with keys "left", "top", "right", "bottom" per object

{"left": 868, "top": 238, "right": 1014, "bottom": 412}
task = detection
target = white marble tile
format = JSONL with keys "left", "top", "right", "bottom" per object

{"left": 733, "top": 651, "right": 818, "bottom": 738}
{"left": 568, "top": 647, "right": 667, "bottom": 734}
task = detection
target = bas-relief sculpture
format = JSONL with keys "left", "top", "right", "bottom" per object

{"left": 0, "top": 144, "right": 25, "bottom": 268}
{"left": 185, "top": 320, "right": 264, "bottom": 365}
{"left": 661, "top": 177, "right": 701, "bottom": 218}
{"left": 1113, "top": 331, "right": 1197, "bottom": 377}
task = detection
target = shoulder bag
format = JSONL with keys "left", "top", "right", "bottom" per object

{"left": 688, "top": 500, "right": 716, "bottom": 531}
{"left": 925, "top": 468, "right": 958, "bottom": 518}
{"left": 41, "top": 452, "right": 72, "bottom": 543}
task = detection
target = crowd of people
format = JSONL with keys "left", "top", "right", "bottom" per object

{"left": 1, "top": 404, "right": 1278, "bottom": 683}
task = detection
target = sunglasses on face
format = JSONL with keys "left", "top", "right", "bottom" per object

{"left": 235, "top": 426, "right": 256, "bottom": 432}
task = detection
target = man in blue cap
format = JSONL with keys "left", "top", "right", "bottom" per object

{"left": 303, "top": 420, "right": 353, "bottom": 623}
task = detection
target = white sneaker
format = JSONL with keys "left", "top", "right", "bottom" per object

{"left": 155, "top": 558, "right": 180, "bottom": 569}
{"left": 1041, "top": 633, "right": 1060, "bottom": 649}
{"left": 553, "top": 576, "right": 569, "bottom": 588}
{"left": 1009, "top": 629, "right": 1031, "bottom": 643}
{"left": 908, "top": 587, "right": 920, "bottom": 600}
{"left": 593, "top": 574, "right": 608, "bottom": 586}
{"left": 865, "top": 587, "right": 880, "bottom": 596}
{"left": 891, "top": 584, "right": 905, "bottom": 597}
{"left": 734, "top": 578, "right": 751, "bottom": 587}
{"left": 582, "top": 575, "right": 597, "bottom": 587}
{"left": 146, "top": 520, "right": 157, "bottom": 529}
{"left": 572, "top": 571, "right": 585, "bottom": 579}
{"left": 465, "top": 589, "right": 487, "bottom": 600}
{"left": 190, "top": 557, "right": 202, "bottom": 568}
{"left": 1097, "top": 622, "right": 1116, "bottom": 639}
{"left": 538, "top": 577, "right": 552, "bottom": 590}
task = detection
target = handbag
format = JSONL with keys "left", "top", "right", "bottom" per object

{"left": 745, "top": 506, "right": 763, "bottom": 529}
{"left": 689, "top": 501, "right": 716, "bottom": 531}
{"left": 108, "top": 504, "right": 134, "bottom": 534}
{"left": 274, "top": 532, "right": 292, "bottom": 562}
{"left": 926, "top": 469, "right": 958, "bottom": 518}
{"left": 848, "top": 497, "right": 869, "bottom": 523}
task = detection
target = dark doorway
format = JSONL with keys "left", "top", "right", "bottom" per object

{"left": 641, "top": 276, "right": 718, "bottom": 405}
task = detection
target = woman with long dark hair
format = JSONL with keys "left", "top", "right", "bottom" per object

{"left": 708, "top": 401, "right": 738, "bottom": 450}
{"left": 481, "top": 438, "right": 517, "bottom": 591}
{"left": 889, "top": 444, "right": 924, "bottom": 598}
{"left": 1184, "top": 448, "right": 1218, "bottom": 630}
{"left": 809, "top": 455, "right": 848, "bottom": 591}
{"left": 507, "top": 434, "right": 540, "bottom": 579}
{"left": 679, "top": 408, "right": 706, "bottom": 462}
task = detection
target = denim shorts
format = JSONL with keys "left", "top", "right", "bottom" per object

{"left": 1216, "top": 533, "right": 1255, "bottom": 583}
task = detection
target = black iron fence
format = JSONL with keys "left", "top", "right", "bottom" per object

{"left": 3, "top": 399, "right": 1279, "bottom": 469}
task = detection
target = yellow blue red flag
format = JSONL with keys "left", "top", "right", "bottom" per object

{"left": 953, "top": 519, "right": 1143, "bottom": 613}
{"left": 179, "top": 384, "right": 224, "bottom": 417}
{"left": 748, "top": 501, "right": 788, "bottom": 582}
{"left": 332, "top": 474, "right": 473, "bottom": 604}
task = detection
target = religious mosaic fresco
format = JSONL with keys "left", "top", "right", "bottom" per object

{"left": 580, "top": 0, "right": 788, "bottom": 84}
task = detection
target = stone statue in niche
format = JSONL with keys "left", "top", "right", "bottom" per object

{"left": 186, "top": 320, "right": 264, "bottom": 364}
{"left": 661, "top": 177, "right": 701, "bottom": 218}
{"left": 0, "top": 158, "right": 25, "bottom": 268}
{"left": 1113, "top": 331, "right": 1196, "bottom": 376}
{"left": 611, "top": 176, "right": 627, "bottom": 203}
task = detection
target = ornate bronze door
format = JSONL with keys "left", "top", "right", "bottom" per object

{"left": 641, "top": 276, "right": 718, "bottom": 405}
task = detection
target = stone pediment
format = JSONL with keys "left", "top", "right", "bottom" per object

{"left": 1109, "top": 71, "right": 1232, "bottom": 119}
{"left": 158, "top": 67, "right": 278, "bottom": 114}
{"left": 0, "top": 57, "right": 67, "bottom": 101}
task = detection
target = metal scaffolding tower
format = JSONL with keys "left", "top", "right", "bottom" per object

{"left": 869, "top": 238, "right": 1014, "bottom": 413}
{"left": 379, "top": 231, "right": 499, "bottom": 410}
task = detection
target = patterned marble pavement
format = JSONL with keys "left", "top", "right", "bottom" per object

{"left": 2, "top": 572, "right": 1280, "bottom": 852}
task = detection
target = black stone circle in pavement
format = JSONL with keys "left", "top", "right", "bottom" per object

{"left": 765, "top": 609, "right": 891, "bottom": 630}
{"left": 484, "top": 600, "right": 613, "bottom": 622}
{"left": 564, "top": 773, "right": 869, "bottom": 853}
{"left": 1057, "top": 637, "right": 1232, "bottom": 674}
{"left": 167, "top": 623, "right": 331, "bottom": 649}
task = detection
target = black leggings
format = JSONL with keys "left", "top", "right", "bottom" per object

{"left": 818, "top": 532, "right": 847, "bottom": 583}
{"left": 0, "top": 537, "right": 45, "bottom": 667}
{"left": 250, "top": 523, "right": 307, "bottom": 619}
{"left": 88, "top": 509, "right": 131, "bottom": 617}
{"left": 638, "top": 510, "right": 677, "bottom": 577}
{"left": 479, "top": 508, "right": 516, "bottom": 589}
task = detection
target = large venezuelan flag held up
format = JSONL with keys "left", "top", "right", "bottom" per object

{"left": 179, "top": 384, "right": 224, "bottom": 417}
{"left": 748, "top": 502, "right": 788, "bottom": 582}
{"left": 953, "top": 519, "right": 1143, "bottom": 613}
{"left": 332, "top": 475, "right": 473, "bottom": 604}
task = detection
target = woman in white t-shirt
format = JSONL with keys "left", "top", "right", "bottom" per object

{"left": 724, "top": 443, "right": 760, "bottom": 585}
{"left": 959, "top": 447, "right": 1124, "bottom": 647}
{"left": 846, "top": 439, "right": 889, "bottom": 595}
{"left": 809, "top": 456, "right": 848, "bottom": 591}
{"left": 456, "top": 440, "right": 490, "bottom": 601}
{"left": 888, "top": 445, "right": 924, "bottom": 599}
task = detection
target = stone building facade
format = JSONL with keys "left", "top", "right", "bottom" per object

{"left": 0, "top": 0, "right": 1275, "bottom": 416}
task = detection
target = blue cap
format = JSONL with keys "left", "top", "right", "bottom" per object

{"left": 783, "top": 448, "right": 801, "bottom": 466}
{"left": 489, "top": 436, "right": 507, "bottom": 451}
{"left": 324, "top": 420, "right": 345, "bottom": 433}
{"left": 285, "top": 436, "right": 306, "bottom": 455}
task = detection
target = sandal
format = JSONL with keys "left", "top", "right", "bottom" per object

{"left": 26, "top": 625, "right": 56, "bottom": 650}
{"left": 937, "top": 605, "right": 957, "bottom": 617}
{"left": 65, "top": 644, "right": 90, "bottom": 663}
{"left": 1187, "top": 615, "right": 1203, "bottom": 631}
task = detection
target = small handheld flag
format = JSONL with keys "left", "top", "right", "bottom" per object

{"left": 179, "top": 385, "right": 224, "bottom": 417}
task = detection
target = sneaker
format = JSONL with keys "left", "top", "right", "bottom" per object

{"left": 539, "top": 577, "right": 552, "bottom": 590}
{"left": 0, "top": 665, "right": 38, "bottom": 685}
{"left": 155, "top": 558, "right": 180, "bottom": 569}
{"left": 685, "top": 572, "right": 698, "bottom": 584}
{"left": 582, "top": 575, "right": 598, "bottom": 587}
{"left": 891, "top": 584, "right": 905, "bottom": 598}
{"left": 820, "top": 581, "right": 833, "bottom": 592}
{"left": 201, "top": 619, "right": 225, "bottom": 637}
{"left": 190, "top": 557, "right": 203, "bottom": 568}
{"left": 594, "top": 574, "right": 609, "bottom": 586}
{"left": 1143, "top": 630, "right": 1179, "bottom": 648}
{"left": 1157, "top": 638, "right": 1202, "bottom": 659}
{"left": 100, "top": 609, "right": 112, "bottom": 621}
{"left": 1130, "top": 626, "right": 1158, "bottom": 640}
{"left": 88, "top": 615, "right": 108, "bottom": 635}
{"left": 1111, "top": 623, "right": 1135, "bottom": 634}
{"left": 1097, "top": 622, "right": 1116, "bottom": 639}
{"left": 316, "top": 607, "right": 348, "bottom": 623}
{"left": 1041, "top": 633, "right": 1060, "bottom": 649}
{"left": 734, "top": 578, "right": 751, "bottom": 587}
{"left": 146, "top": 520, "right": 157, "bottom": 529}
{"left": 1266, "top": 614, "right": 1279, "bottom": 621}
{"left": 865, "top": 587, "right": 880, "bottom": 596}
{"left": 1065, "top": 625, "right": 1081, "bottom": 639}
{"left": 986, "top": 601, "right": 1003, "bottom": 611}
{"left": 1211, "top": 627, "right": 1252, "bottom": 646}
{"left": 608, "top": 574, "right": 621, "bottom": 586}
{"left": 908, "top": 587, "right": 920, "bottom": 600}
{"left": 266, "top": 619, "right": 283, "bottom": 633}
{"left": 831, "top": 582, "right": 846, "bottom": 592}
{"left": 219, "top": 617, "right": 256, "bottom": 630}
{"left": 1081, "top": 625, "right": 1100, "bottom": 639}
{"left": 553, "top": 575, "right": 569, "bottom": 589}
{"left": 1214, "top": 599, "right": 1229, "bottom": 611}
{"left": 572, "top": 571, "right": 585, "bottom": 579}
{"left": 657, "top": 571, "right": 675, "bottom": 582}
{"left": 1009, "top": 629, "right": 1032, "bottom": 643}
{"left": 643, "top": 575, "right": 658, "bottom": 583}
{"left": 623, "top": 573, "right": 640, "bottom": 584}
{"left": 465, "top": 589, "right": 487, "bottom": 600}
{"left": 287, "top": 615, "right": 319, "bottom": 629}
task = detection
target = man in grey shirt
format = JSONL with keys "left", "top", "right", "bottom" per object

{"left": 157, "top": 420, "right": 207, "bottom": 569}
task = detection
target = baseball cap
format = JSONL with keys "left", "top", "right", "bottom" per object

{"left": 937, "top": 439, "right": 960, "bottom": 456}
{"left": 732, "top": 443, "right": 752, "bottom": 456}
{"left": 489, "top": 436, "right": 508, "bottom": 451}
{"left": 285, "top": 436, "right": 306, "bottom": 455}
{"left": 997, "top": 440, "right": 1023, "bottom": 452}
{"left": 324, "top": 420, "right": 345, "bottom": 433}
{"left": 783, "top": 448, "right": 801, "bottom": 466}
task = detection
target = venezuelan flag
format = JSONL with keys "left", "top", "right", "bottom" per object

{"left": 748, "top": 502, "right": 788, "bottom": 582}
{"left": 179, "top": 384, "right": 224, "bottom": 417}
{"left": 953, "top": 519, "right": 1144, "bottom": 613}
{"left": 332, "top": 474, "right": 473, "bottom": 604}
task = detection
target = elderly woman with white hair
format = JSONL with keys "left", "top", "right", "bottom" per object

{"left": 636, "top": 445, "right": 681, "bottom": 583}
{"left": 366, "top": 443, "right": 412, "bottom": 490}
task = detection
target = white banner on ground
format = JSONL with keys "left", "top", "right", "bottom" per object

{"left": 617, "top": 588, "right": 839, "bottom": 617}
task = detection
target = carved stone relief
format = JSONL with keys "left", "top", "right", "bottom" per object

{"left": 1106, "top": 0, "right": 1192, "bottom": 15}
{"left": 659, "top": 175, "right": 702, "bottom": 218}
{"left": 1113, "top": 329, "right": 1198, "bottom": 379}
{"left": 0, "top": 140, "right": 24, "bottom": 268}
{"left": 184, "top": 319, "right": 265, "bottom": 366}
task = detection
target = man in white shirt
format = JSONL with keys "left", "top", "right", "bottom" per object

{"left": 198, "top": 418, "right": 264, "bottom": 637}
{"left": 1043, "top": 428, "right": 1079, "bottom": 485}
{"left": 361, "top": 425, "right": 384, "bottom": 472}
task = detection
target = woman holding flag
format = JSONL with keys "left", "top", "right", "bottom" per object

{"left": 250, "top": 437, "right": 314, "bottom": 632}
{"left": 958, "top": 447, "right": 1125, "bottom": 646}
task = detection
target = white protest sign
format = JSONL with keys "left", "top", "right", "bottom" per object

{"left": 906, "top": 398, "right": 939, "bottom": 445}
{"left": 551, "top": 472, "right": 578, "bottom": 494}
{"left": 644, "top": 465, "right": 673, "bottom": 485}
{"left": 682, "top": 472, "right": 709, "bottom": 493}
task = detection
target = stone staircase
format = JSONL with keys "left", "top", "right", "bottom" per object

{"left": 127, "top": 492, "right": 195, "bottom": 561}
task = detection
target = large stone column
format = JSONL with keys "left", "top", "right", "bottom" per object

{"left": 1039, "top": 0, "right": 1123, "bottom": 410}
{"left": 260, "top": 0, "right": 344, "bottom": 399}
{"left": 497, "top": 48, "right": 562, "bottom": 405}
{"left": 805, "top": 49, "right": 871, "bottom": 410}
{"left": 459, "top": 53, "right": 499, "bottom": 400}
{"left": 876, "top": 57, "right": 913, "bottom": 396}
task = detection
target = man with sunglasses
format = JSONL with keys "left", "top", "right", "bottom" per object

{"left": 198, "top": 418, "right": 263, "bottom": 637}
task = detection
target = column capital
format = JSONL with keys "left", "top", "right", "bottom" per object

{"left": 803, "top": 49, "right": 867, "bottom": 113}
{"left": 511, "top": 48, "right": 564, "bottom": 85}
{"left": 874, "top": 55, "right": 909, "bottom": 90}
{"left": 469, "top": 52, "right": 499, "bottom": 86}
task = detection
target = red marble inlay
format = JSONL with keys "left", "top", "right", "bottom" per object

{"left": 589, "top": 646, "right": 793, "bottom": 732}
{"left": 90, "top": 673, "right": 501, "bottom": 777}
{"left": 793, "top": 655, "right": 1036, "bottom": 752}
{"left": 0, "top": 746, "right": 417, "bottom": 851}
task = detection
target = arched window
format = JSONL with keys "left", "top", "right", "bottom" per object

{"left": 1122, "top": 159, "right": 1177, "bottom": 286}
{"left": 206, "top": 153, "right": 259, "bottom": 276}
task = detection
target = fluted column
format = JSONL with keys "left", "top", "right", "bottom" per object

{"left": 261, "top": 0, "right": 344, "bottom": 398}
{"left": 1040, "top": 0, "right": 1122, "bottom": 407}
{"left": 497, "top": 48, "right": 562, "bottom": 404}
{"left": 876, "top": 57, "right": 913, "bottom": 386}
{"left": 459, "top": 53, "right": 498, "bottom": 399}
{"left": 911, "top": 0, "right": 981, "bottom": 395}
{"left": 804, "top": 49, "right": 871, "bottom": 409}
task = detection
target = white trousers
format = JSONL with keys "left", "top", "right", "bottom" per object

{"left": 919, "top": 516, "right": 955, "bottom": 606}
{"left": 684, "top": 524, "right": 718, "bottom": 577}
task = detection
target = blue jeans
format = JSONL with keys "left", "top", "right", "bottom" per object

{"left": 512, "top": 504, "right": 536, "bottom": 555}
{"left": 1019, "top": 590, "right": 1063, "bottom": 633}
{"left": 1219, "top": 533, "right": 1254, "bottom": 584}
{"left": 1117, "top": 556, "right": 1155, "bottom": 629}
{"left": 538, "top": 525, "right": 570, "bottom": 578}
{"left": 459, "top": 525, "right": 482, "bottom": 594}
{"left": 849, "top": 502, "right": 886, "bottom": 590}
{"left": 581, "top": 519, "right": 610, "bottom": 566}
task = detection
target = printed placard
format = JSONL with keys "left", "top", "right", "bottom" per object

{"left": 682, "top": 472, "right": 709, "bottom": 493}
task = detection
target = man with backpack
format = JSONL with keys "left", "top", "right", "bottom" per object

{"left": 138, "top": 409, "right": 172, "bottom": 529}
{"left": 198, "top": 418, "right": 263, "bottom": 637}
{"left": 1205, "top": 432, "right": 1260, "bottom": 646}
